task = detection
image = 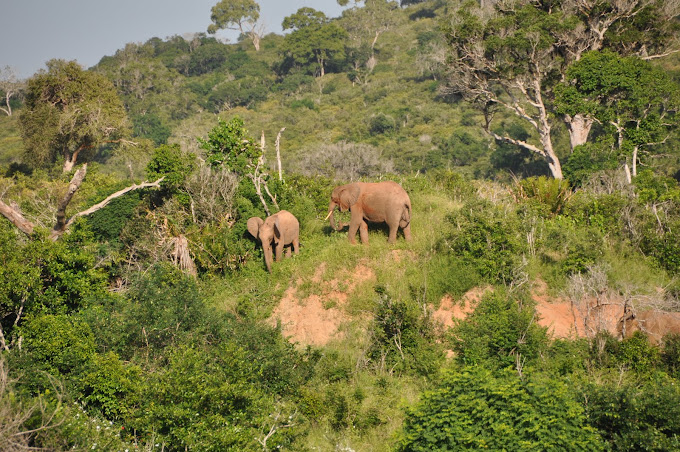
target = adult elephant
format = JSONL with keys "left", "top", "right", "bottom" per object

{"left": 247, "top": 210, "right": 300, "bottom": 273}
{"left": 325, "top": 181, "right": 412, "bottom": 244}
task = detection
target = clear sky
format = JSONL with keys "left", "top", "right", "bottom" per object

{"left": 1, "top": 0, "right": 346, "bottom": 79}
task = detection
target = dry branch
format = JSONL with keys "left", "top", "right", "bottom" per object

{"left": 0, "top": 163, "right": 163, "bottom": 241}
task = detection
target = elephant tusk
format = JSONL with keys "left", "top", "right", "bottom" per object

{"left": 324, "top": 211, "right": 333, "bottom": 221}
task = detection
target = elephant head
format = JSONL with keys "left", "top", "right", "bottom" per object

{"left": 325, "top": 183, "right": 360, "bottom": 231}
{"left": 247, "top": 216, "right": 282, "bottom": 273}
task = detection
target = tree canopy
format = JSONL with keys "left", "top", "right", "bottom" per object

{"left": 556, "top": 50, "right": 680, "bottom": 180}
{"left": 19, "top": 59, "right": 130, "bottom": 172}
{"left": 208, "top": 0, "right": 262, "bottom": 51}
{"left": 281, "top": 8, "right": 348, "bottom": 77}
{"left": 443, "top": 0, "right": 680, "bottom": 179}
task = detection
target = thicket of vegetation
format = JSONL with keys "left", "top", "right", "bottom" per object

{"left": 2, "top": 0, "right": 680, "bottom": 450}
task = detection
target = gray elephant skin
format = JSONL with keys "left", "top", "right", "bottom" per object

{"left": 326, "top": 181, "right": 412, "bottom": 244}
{"left": 247, "top": 210, "right": 300, "bottom": 272}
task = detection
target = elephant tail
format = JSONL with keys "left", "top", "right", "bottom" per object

{"left": 400, "top": 202, "right": 411, "bottom": 228}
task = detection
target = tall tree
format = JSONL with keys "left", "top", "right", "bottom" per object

{"left": 19, "top": 60, "right": 130, "bottom": 173}
{"left": 281, "top": 8, "right": 348, "bottom": 77}
{"left": 0, "top": 66, "right": 22, "bottom": 116}
{"left": 556, "top": 50, "right": 680, "bottom": 181}
{"left": 208, "top": 0, "right": 263, "bottom": 51}
{"left": 443, "top": 0, "right": 680, "bottom": 179}
{"left": 338, "top": 0, "right": 401, "bottom": 83}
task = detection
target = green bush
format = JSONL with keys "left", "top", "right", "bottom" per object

{"left": 563, "top": 140, "right": 619, "bottom": 187}
{"left": 369, "top": 113, "right": 397, "bottom": 135}
{"left": 115, "top": 264, "right": 206, "bottom": 358}
{"left": 584, "top": 376, "right": 680, "bottom": 450}
{"left": 0, "top": 224, "right": 107, "bottom": 346}
{"left": 639, "top": 217, "right": 680, "bottom": 274}
{"left": 564, "top": 191, "right": 631, "bottom": 237}
{"left": 290, "top": 98, "right": 316, "bottom": 110}
{"left": 85, "top": 190, "right": 141, "bottom": 242}
{"left": 661, "top": 334, "right": 680, "bottom": 378}
{"left": 513, "top": 176, "right": 572, "bottom": 216}
{"left": 537, "top": 217, "right": 605, "bottom": 277}
{"left": 615, "top": 331, "right": 661, "bottom": 373}
{"left": 450, "top": 289, "right": 549, "bottom": 369}
{"left": 366, "top": 286, "right": 444, "bottom": 377}
{"left": 77, "top": 352, "right": 141, "bottom": 420}
{"left": 129, "top": 345, "right": 265, "bottom": 451}
{"left": 18, "top": 314, "right": 96, "bottom": 380}
{"left": 439, "top": 199, "right": 524, "bottom": 284}
{"left": 634, "top": 169, "right": 680, "bottom": 204}
{"left": 146, "top": 143, "right": 196, "bottom": 195}
{"left": 396, "top": 367, "right": 604, "bottom": 451}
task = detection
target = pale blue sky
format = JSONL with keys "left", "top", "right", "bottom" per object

{"left": 1, "top": 0, "right": 347, "bottom": 79}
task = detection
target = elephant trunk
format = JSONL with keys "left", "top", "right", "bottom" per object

{"left": 263, "top": 245, "right": 273, "bottom": 273}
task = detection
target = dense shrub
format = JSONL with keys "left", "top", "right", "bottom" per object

{"left": 513, "top": 176, "right": 572, "bottom": 216}
{"left": 537, "top": 217, "right": 605, "bottom": 277}
{"left": 396, "top": 367, "right": 604, "bottom": 451}
{"left": 366, "top": 286, "right": 444, "bottom": 377}
{"left": 18, "top": 314, "right": 96, "bottom": 377}
{"left": 0, "top": 224, "right": 108, "bottom": 346}
{"left": 439, "top": 199, "right": 524, "bottom": 284}
{"left": 563, "top": 141, "right": 619, "bottom": 187}
{"left": 639, "top": 217, "right": 680, "bottom": 274}
{"left": 85, "top": 191, "right": 142, "bottom": 242}
{"left": 146, "top": 143, "right": 196, "bottom": 195}
{"left": 450, "top": 289, "right": 549, "bottom": 368}
{"left": 584, "top": 376, "right": 680, "bottom": 450}
{"left": 369, "top": 113, "right": 397, "bottom": 135}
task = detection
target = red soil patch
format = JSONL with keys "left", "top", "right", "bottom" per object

{"left": 272, "top": 262, "right": 674, "bottom": 347}
{"left": 269, "top": 261, "right": 376, "bottom": 346}
{"left": 432, "top": 278, "right": 626, "bottom": 340}
{"left": 432, "top": 287, "right": 493, "bottom": 328}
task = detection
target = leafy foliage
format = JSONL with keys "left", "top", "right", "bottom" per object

{"left": 396, "top": 367, "right": 604, "bottom": 451}
{"left": 439, "top": 199, "right": 524, "bottom": 284}
{"left": 450, "top": 289, "right": 549, "bottom": 369}
{"left": 366, "top": 286, "right": 443, "bottom": 377}
{"left": 198, "top": 116, "right": 261, "bottom": 174}
{"left": 19, "top": 59, "right": 129, "bottom": 170}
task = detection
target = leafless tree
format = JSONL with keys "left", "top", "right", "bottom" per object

{"left": 0, "top": 357, "right": 64, "bottom": 450}
{"left": 185, "top": 163, "right": 239, "bottom": 225}
{"left": 294, "top": 141, "right": 394, "bottom": 181}
{"left": 0, "top": 66, "right": 22, "bottom": 116}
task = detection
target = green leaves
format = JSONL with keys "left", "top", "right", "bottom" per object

{"left": 281, "top": 8, "right": 348, "bottom": 76}
{"left": 396, "top": 367, "right": 604, "bottom": 451}
{"left": 208, "top": 0, "right": 260, "bottom": 34}
{"left": 198, "top": 116, "right": 261, "bottom": 174}
{"left": 146, "top": 143, "right": 196, "bottom": 192}
{"left": 19, "top": 59, "right": 129, "bottom": 170}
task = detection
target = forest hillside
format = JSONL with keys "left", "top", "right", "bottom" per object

{"left": 2, "top": 1, "right": 680, "bottom": 450}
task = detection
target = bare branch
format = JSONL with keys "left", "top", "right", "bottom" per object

{"left": 0, "top": 199, "right": 34, "bottom": 236}
{"left": 51, "top": 176, "right": 164, "bottom": 240}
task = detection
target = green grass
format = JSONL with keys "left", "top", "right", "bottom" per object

{"left": 0, "top": 114, "right": 24, "bottom": 167}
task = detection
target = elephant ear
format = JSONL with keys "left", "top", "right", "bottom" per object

{"left": 246, "top": 217, "right": 264, "bottom": 238}
{"left": 274, "top": 216, "right": 282, "bottom": 240}
{"left": 339, "top": 184, "right": 360, "bottom": 211}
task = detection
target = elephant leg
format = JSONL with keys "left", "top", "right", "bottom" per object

{"left": 402, "top": 223, "right": 412, "bottom": 241}
{"left": 387, "top": 222, "right": 398, "bottom": 244}
{"left": 275, "top": 241, "right": 284, "bottom": 262}
{"left": 359, "top": 221, "right": 369, "bottom": 244}
{"left": 348, "top": 221, "right": 360, "bottom": 244}
{"left": 293, "top": 238, "right": 300, "bottom": 254}
{"left": 285, "top": 246, "right": 292, "bottom": 257}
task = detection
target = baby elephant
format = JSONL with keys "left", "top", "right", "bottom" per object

{"left": 247, "top": 210, "right": 300, "bottom": 273}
